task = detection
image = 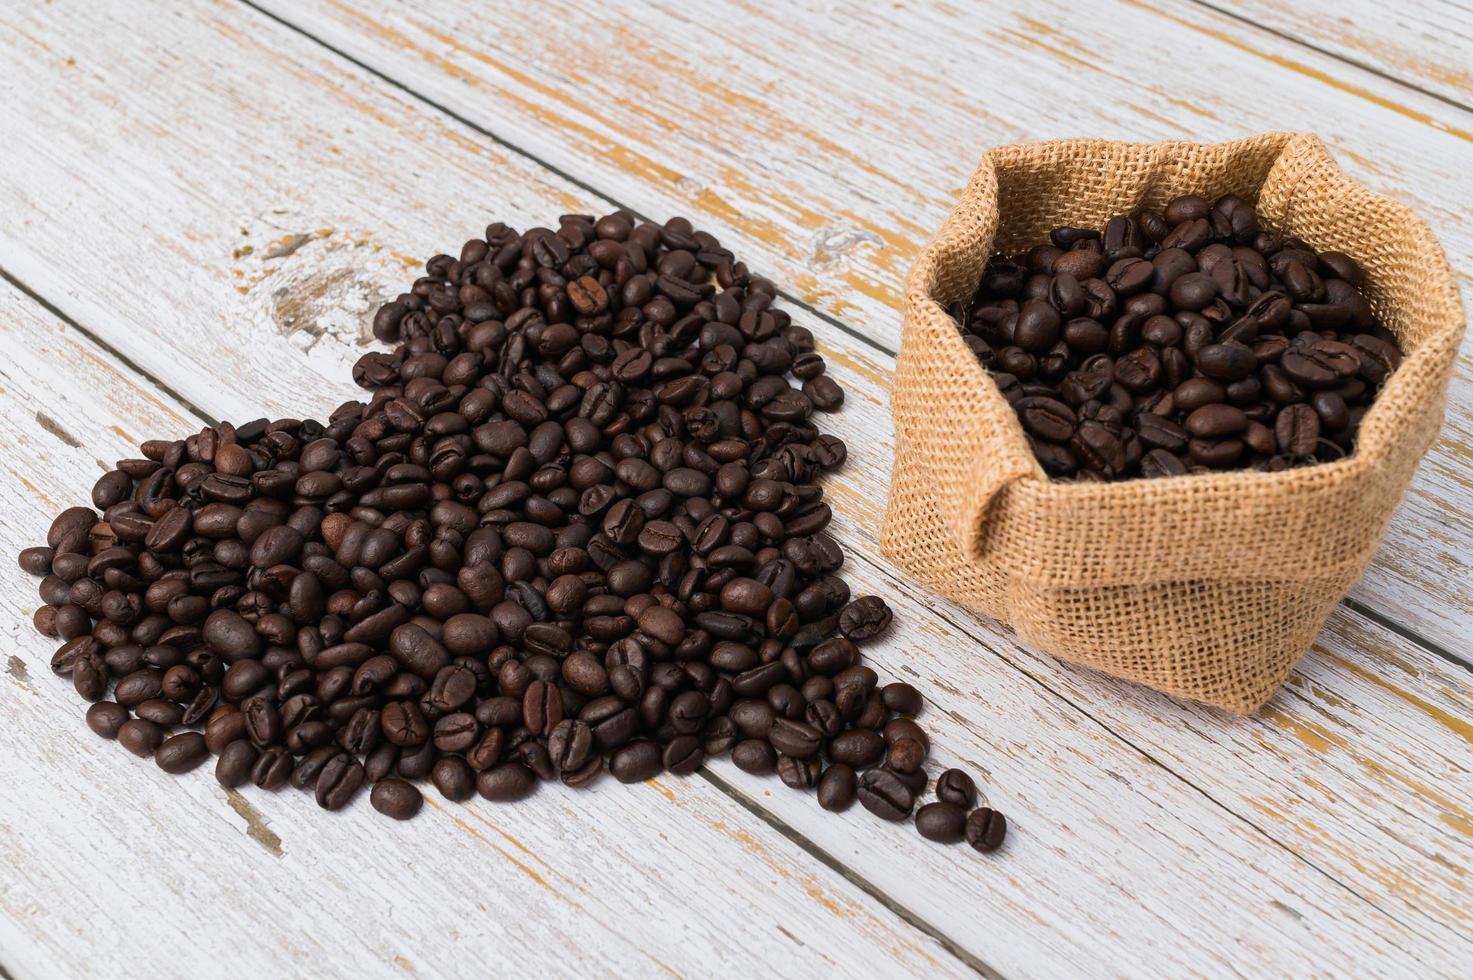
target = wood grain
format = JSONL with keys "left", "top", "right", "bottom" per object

{"left": 1, "top": 0, "right": 1471, "bottom": 974}
{"left": 0, "top": 280, "right": 968, "bottom": 980}
{"left": 254, "top": 0, "right": 1473, "bottom": 654}
{"left": 1218, "top": 0, "right": 1473, "bottom": 108}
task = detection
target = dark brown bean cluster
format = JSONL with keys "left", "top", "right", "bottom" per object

{"left": 18, "top": 211, "right": 1004, "bottom": 851}
{"left": 957, "top": 194, "right": 1404, "bottom": 480}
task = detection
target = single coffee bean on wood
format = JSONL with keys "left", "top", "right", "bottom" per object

{"left": 15, "top": 211, "right": 1002, "bottom": 853}
{"left": 965, "top": 807, "right": 1008, "bottom": 853}
{"left": 962, "top": 194, "right": 1401, "bottom": 480}
{"left": 935, "top": 769, "right": 979, "bottom": 810}
{"left": 915, "top": 801, "right": 967, "bottom": 843}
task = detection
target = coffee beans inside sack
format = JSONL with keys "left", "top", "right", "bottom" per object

{"left": 883, "top": 133, "right": 1463, "bottom": 712}
{"left": 19, "top": 212, "right": 1004, "bottom": 852}
{"left": 958, "top": 193, "right": 1403, "bottom": 481}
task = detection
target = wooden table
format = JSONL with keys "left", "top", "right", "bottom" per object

{"left": 2, "top": 2, "right": 1470, "bottom": 976}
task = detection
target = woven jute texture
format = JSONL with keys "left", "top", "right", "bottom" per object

{"left": 880, "top": 133, "right": 1464, "bottom": 713}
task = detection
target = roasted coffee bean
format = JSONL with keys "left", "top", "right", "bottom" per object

{"left": 731, "top": 738, "right": 777, "bottom": 775}
{"left": 880, "top": 682, "right": 922, "bottom": 715}
{"left": 292, "top": 746, "right": 343, "bottom": 791}
{"left": 476, "top": 762, "right": 536, "bottom": 802}
{"left": 118, "top": 718, "right": 164, "bottom": 757}
{"left": 935, "top": 768, "right": 979, "bottom": 809}
{"left": 610, "top": 740, "right": 663, "bottom": 783}
{"left": 547, "top": 719, "right": 594, "bottom": 772}
{"left": 522, "top": 679, "right": 563, "bottom": 736}
{"left": 857, "top": 768, "right": 915, "bottom": 821}
{"left": 370, "top": 778, "right": 424, "bottom": 820}
{"left": 16, "top": 213, "right": 1000, "bottom": 853}
{"left": 915, "top": 801, "right": 967, "bottom": 843}
{"left": 830, "top": 728, "right": 885, "bottom": 767}
{"left": 817, "top": 762, "right": 858, "bottom": 812}
{"left": 965, "top": 807, "right": 1008, "bottom": 853}
{"left": 1275, "top": 403, "right": 1321, "bottom": 458}
{"left": 839, "top": 596, "right": 893, "bottom": 641}
{"left": 962, "top": 196, "right": 1398, "bottom": 480}
{"left": 315, "top": 754, "right": 366, "bottom": 811}
{"left": 252, "top": 746, "right": 294, "bottom": 790}
{"left": 886, "top": 737, "right": 927, "bottom": 774}
{"left": 215, "top": 739, "right": 258, "bottom": 788}
{"left": 155, "top": 732, "right": 209, "bottom": 774}
{"left": 85, "top": 701, "right": 129, "bottom": 740}
{"left": 431, "top": 757, "right": 476, "bottom": 802}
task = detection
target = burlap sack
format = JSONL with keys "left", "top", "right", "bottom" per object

{"left": 881, "top": 132, "right": 1464, "bottom": 713}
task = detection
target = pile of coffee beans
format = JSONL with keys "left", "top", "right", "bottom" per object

{"left": 957, "top": 194, "right": 1403, "bottom": 480}
{"left": 18, "top": 211, "right": 1004, "bottom": 852}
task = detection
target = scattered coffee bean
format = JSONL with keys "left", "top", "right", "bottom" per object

{"left": 963, "top": 195, "right": 1401, "bottom": 480}
{"left": 935, "top": 769, "right": 978, "bottom": 810}
{"left": 16, "top": 212, "right": 1003, "bottom": 853}
{"left": 965, "top": 807, "right": 1008, "bottom": 853}
{"left": 915, "top": 801, "right": 967, "bottom": 843}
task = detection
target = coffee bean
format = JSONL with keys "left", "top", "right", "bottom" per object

{"left": 839, "top": 596, "right": 893, "bottom": 641}
{"left": 965, "top": 807, "right": 1008, "bottom": 853}
{"left": 935, "top": 769, "right": 979, "bottom": 809}
{"left": 915, "top": 801, "right": 967, "bottom": 843}
{"left": 476, "top": 763, "right": 535, "bottom": 802}
{"left": 252, "top": 746, "right": 294, "bottom": 790}
{"left": 1275, "top": 403, "right": 1321, "bottom": 458}
{"left": 155, "top": 732, "right": 209, "bottom": 774}
{"left": 370, "top": 778, "right": 424, "bottom": 820}
{"left": 215, "top": 739, "right": 258, "bottom": 788}
{"left": 731, "top": 738, "right": 777, "bottom": 775}
{"left": 85, "top": 701, "right": 129, "bottom": 740}
{"left": 817, "top": 762, "right": 857, "bottom": 811}
{"left": 431, "top": 757, "right": 476, "bottom": 802}
{"left": 886, "top": 737, "right": 927, "bottom": 773}
{"left": 315, "top": 754, "right": 366, "bottom": 810}
{"left": 880, "top": 682, "right": 922, "bottom": 715}
{"left": 829, "top": 729, "right": 885, "bottom": 767}
{"left": 18, "top": 546, "right": 53, "bottom": 576}
{"left": 610, "top": 740, "right": 663, "bottom": 783}
{"left": 118, "top": 718, "right": 163, "bottom": 757}
{"left": 858, "top": 768, "right": 916, "bottom": 821}
{"left": 1184, "top": 404, "right": 1248, "bottom": 438}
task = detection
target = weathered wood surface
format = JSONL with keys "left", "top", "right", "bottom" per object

{"left": 257, "top": 0, "right": 1473, "bottom": 655}
{"left": 0, "top": 281, "right": 967, "bottom": 980}
{"left": 0, "top": 0, "right": 1470, "bottom": 976}
{"left": 1222, "top": 0, "right": 1473, "bottom": 107}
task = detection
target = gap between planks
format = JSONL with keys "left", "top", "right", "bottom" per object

{"left": 0, "top": 264, "right": 996, "bottom": 980}
{"left": 234, "top": 0, "right": 1465, "bottom": 680}
{"left": 1185, "top": 0, "right": 1473, "bottom": 118}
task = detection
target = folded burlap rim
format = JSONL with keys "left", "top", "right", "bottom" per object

{"left": 882, "top": 132, "right": 1463, "bottom": 711}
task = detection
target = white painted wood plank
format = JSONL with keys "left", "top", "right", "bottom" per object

{"left": 1, "top": 1, "right": 1470, "bottom": 974}
{"left": 258, "top": 0, "right": 1473, "bottom": 655}
{"left": 1225, "top": 0, "right": 1473, "bottom": 107}
{"left": 0, "top": 282, "right": 967, "bottom": 980}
